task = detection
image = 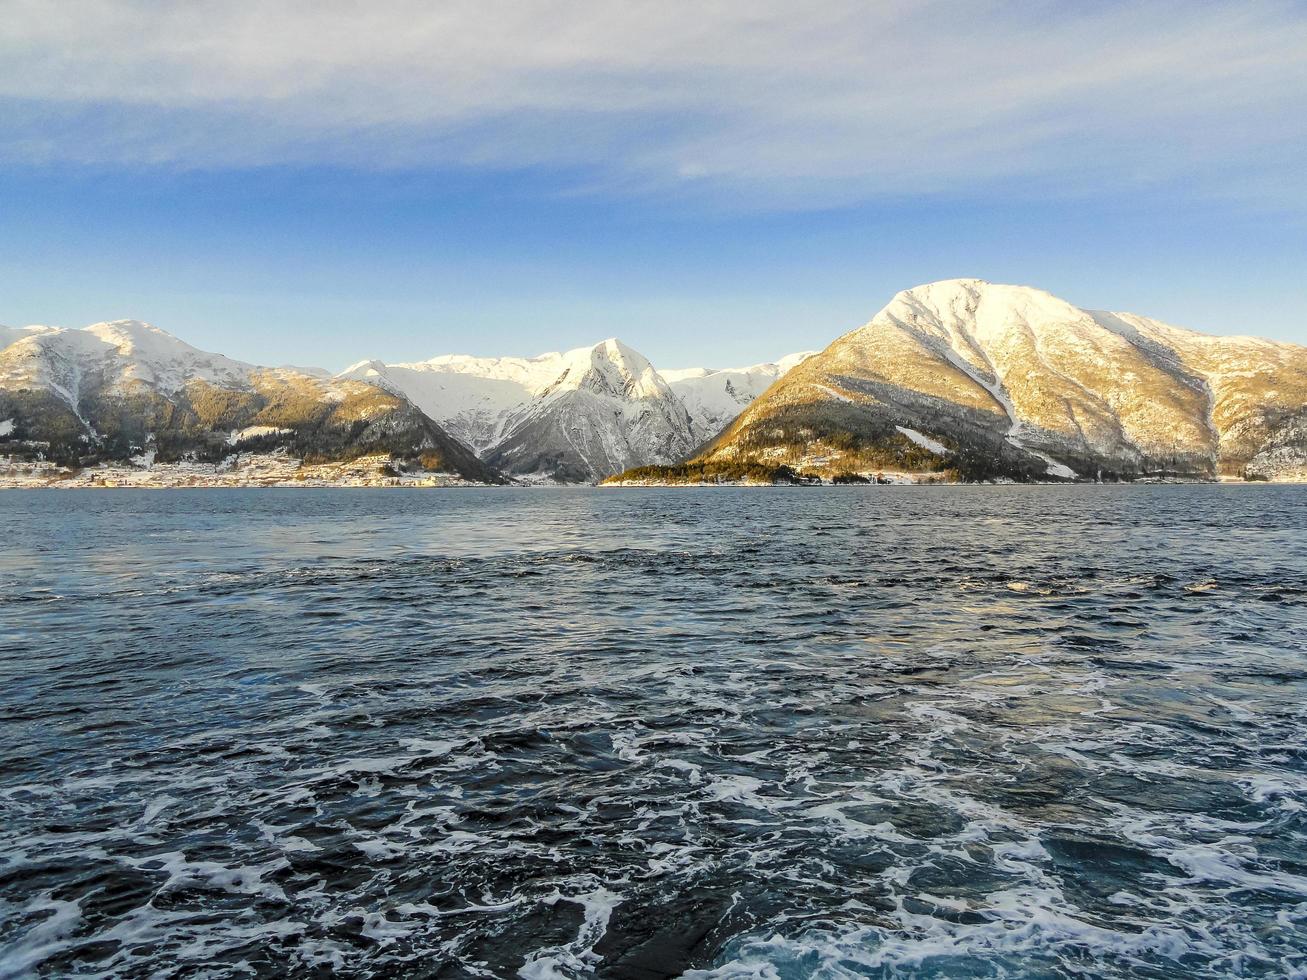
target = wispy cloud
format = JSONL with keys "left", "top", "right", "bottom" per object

{"left": 2, "top": 0, "right": 1305, "bottom": 207}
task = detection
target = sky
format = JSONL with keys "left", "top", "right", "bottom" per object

{"left": 2, "top": 0, "right": 1305, "bottom": 371}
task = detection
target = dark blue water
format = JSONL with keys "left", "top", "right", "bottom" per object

{"left": 2, "top": 487, "right": 1306, "bottom": 979}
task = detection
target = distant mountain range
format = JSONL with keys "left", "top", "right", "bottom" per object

{"left": 3, "top": 280, "right": 1305, "bottom": 485}
{"left": 339, "top": 344, "right": 814, "bottom": 482}
{"left": 0, "top": 317, "right": 811, "bottom": 484}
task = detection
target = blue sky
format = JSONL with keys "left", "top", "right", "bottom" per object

{"left": 2, "top": 1, "right": 1305, "bottom": 370}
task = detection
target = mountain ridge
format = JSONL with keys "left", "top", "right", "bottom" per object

{"left": 338, "top": 338, "right": 815, "bottom": 482}
{"left": 6, "top": 280, "right": 1306, "bottom": 486}
{"left": 673, "top": 279, "right": 1307, "bottom": 484}
{"left": 0, "top": 319, "right": 503, "bottom": 484}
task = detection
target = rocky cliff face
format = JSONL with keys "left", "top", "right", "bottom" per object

{"left": 696, "top": 280, "right": 1307, "bottom": 482}
{"left": 0, "top": 320, "right": 501, "bottom": 483}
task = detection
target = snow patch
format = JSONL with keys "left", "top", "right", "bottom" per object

{"left": 812, "top": 384, "right": 854, "bottom": 403}
{"left": 227, "top": 426, "right": 292, "bottom": 446}
{"left": 1036, "top": 454, "right": 1078, "bottom": 480}
{"left": 0, "top": 418, "right": 13, "bottom": 436}
{"left": 895, "top": 425, "right": 948, "bottom": 455}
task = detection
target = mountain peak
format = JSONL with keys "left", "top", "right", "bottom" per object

{"left": 587, "top": 336, "right": 654, "bottom": 370}
{"left": 84, "top": 318, "right": 180, "bottom": 344}
{"left": 542, "top": 337, "right": 665, "bottom": 403}
{"left": 876, "top": 280, "right": 1091, "bottom": 343}
{"left": 66, "top": 319, "right": 255, "bottom": 395}
{"left": 339, "top": 358, "right": 388, "bottom": 377}
{"left": 891, "top": 278, "right": 1065, "bottom": 306}
{"left": 83, "top": 319, "right": 230, "bottom": 362}
{"left": 694, "top": 279, "right": 1307, "bottom": 484}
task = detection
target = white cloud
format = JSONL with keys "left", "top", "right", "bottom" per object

{"left": 1, "top": 0, "right": 1304, "bottom": 206}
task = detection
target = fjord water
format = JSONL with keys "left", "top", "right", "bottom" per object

{"left": 2, "top": 488, "right": 1306, "bottom": 978}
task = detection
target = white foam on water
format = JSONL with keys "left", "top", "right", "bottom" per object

{"left": 702, "top": 773, "right": 799, "bottom": 813}
{"left": 253, "top": 818, "right": 320, "bottom": 853}
{"left": 139, "top": 794, "right": 177, "bottom": 826}
{"left": 353, "top": 838, "right": 407, "bottom": 861}
{"left": 685, "top": 898, "right": 1223, "bottom": 979}
{"left": 8, "top": 497, "right": 1307, "bottom": 978}
{"left": 355, "top": 909, "right": 418, "bottom": 945}
{"left": 121, "top": 850, "right": 290, "bottom": 902}
{"left": 395, "top": 895, "right": 522, "bottom": 918}
{"left": 1239, "top": 771, "right": 1307, "bottom": 810}
{"left": 0, "top": 893, "right": 83, "bottom": 979}
{"left": 328, "top": 754, "right": 417, "bottom": 774}
{"left": 402, "top": 737, "right": 460, "bottom": 755}
{"left": 517, "top": 884, "right": 624, "bottom": 979}
{"left": 656, "top": 758, "right": 705, "bottom": 785}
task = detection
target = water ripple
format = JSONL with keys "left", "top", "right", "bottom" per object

{"left": 0, "top": 486, "right": 1305, "bottom": 977}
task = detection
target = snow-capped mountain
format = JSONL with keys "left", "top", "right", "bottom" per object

{"left": 662, "top": 352, "right": 816, "bottom": 442}
{"left": 691, "top": 279, "right": 1307, "bottom": 482}
{"left": 17, "top": 284, "right": 1301, "bottom": 487}
{"left": 0, "top": 320, "right": 500, "bottom": 482}
{"left": 1, "top": 318, "right": 813, "bottom": 484}
{"left": 343, "top": 338, "right": 780, "bottom": 482}
{"left": 0, "top": 319, "right": 254, "bottom": 406}
{"left": 339, "top": 348, "right": 593, "bottom": 455}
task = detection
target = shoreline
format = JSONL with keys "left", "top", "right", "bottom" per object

{"left": 0, "top": 452, "right": 491, "bottom": 490}
{"left": 5, "top": 478, "right": 1304, "bottom": 490}
{"left": 599, "top": 472, "right": 1299, "bottom": 488}
{"left": 598, "top": 480, "right": 1301, "bottom": 488}
{"left": 5, "top": 453, "right": 1302, "bottom": 490}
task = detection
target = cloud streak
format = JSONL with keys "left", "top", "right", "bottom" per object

{"left": 2, "top": 0, "right": 1305, "bottom": 207}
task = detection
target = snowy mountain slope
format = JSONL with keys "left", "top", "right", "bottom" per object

{"left": 0, "top": 324, "right": 59, "bottom": 351}
{"left": 1087, "top": 310, "right": 1307, "bottom": 475}
{"left": 0, "top": 320, "right": 501, "bottom": 481}
{"left": 692, "top": 280, "right": 1307, "bottom": 481}
{"left": 339, "top": 351, "right": 572, "bottom": 453}
{"left": 485, "top": 339, "right": 700, "bottom": 481}
{"left": 341, "top": 339, "right": 703, "bottom": 482}
{"left": 662, "top": 352, "right": 815, "bottom": 442}
{"left": 0, "top": 319, "right": 255, "bottom": 412}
